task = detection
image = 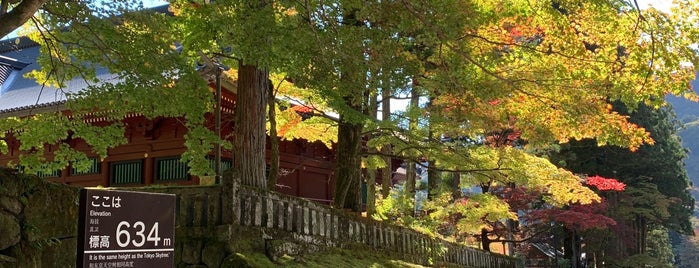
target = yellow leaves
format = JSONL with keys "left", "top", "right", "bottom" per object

{"left": 470, "top": 146, "right": 601, "bottom": 206}
{"left": 362, "top": 155, "right": 387, "bottom": 170}
{"left": 271, "top": 106, "right": 337, "bottom": 148}
{"left": 426, "top": 192, "right": 517, "bottom": 235}
{"left": 545, "top": 170, "right": 600, "bottom": 205}
{"left": 426, "top": 0, "right": 697, "bottom": 151}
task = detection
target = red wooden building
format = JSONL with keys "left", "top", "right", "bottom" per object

{"left": 0, "top": 37, "right": 337, "bottom": 203}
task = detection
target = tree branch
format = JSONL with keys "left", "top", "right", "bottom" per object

{"left": 0, "top": 0, "right": 47, "bottom": 38}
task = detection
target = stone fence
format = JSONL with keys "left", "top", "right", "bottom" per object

{"left": 138, "top": 170, "right": 520, "bottom": 267}
{"left": 0, "top": 169, "right": 520, "bottom": 267}
{"left": 231, "top": 177, "right": 519, "bottom": 268}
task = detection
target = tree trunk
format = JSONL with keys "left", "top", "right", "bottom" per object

{"left": 564, "top": 229, "right": 581, "bottom": 268}
{"left": 380, "top": 88, "right": 392, "bottom": 198}
{"left": 481, "top": 228, "right": 492, "bottom": 252}
{"left": 451, "top": 172, "right": 461, "bottom": 199}
{"left": 427, "top": 158, "right": 439, "bottom": 199}
{"left": 366, "top": 166, "right": 376, "bottom": 215}
{"left": 426, "top": 98, "right": 439, "bottom": 200}
{"left": 365, "top": 93, "right": 379, "bottom": 215}
{"left": 405, "top": 85, "right": 420, "bottom": 196}
{"left": 235, "top": 63, "right": 268, "bottom": 189}
{"left": 266, "top": 79, "right": 279, "bottom": 190}
{"left": 333, "top": 120, "right": 363, "bottom": 212}
{"left": 0, "top": 0, "right": 47, "bottom": 39}
{"left": 405, "top": 161, "right": 416, "bottom": 194}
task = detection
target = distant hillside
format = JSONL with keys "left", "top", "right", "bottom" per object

{"left": 668, "top": 77, "right": 699, "bottom": 121}
{"left": 678, "top": 120, "right": 699, "bottom": 209}
{"left": 667, "top": 77, "right": 699, "bottom": 215}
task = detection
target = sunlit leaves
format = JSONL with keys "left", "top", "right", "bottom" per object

{"left": 585, "top": 175, "right": 626, "bottom": 191}
{"left": 428, "top": 192, "right": 517, "bottom": 235}
{"left": 414, "top": 0, "right": 699, "bottom": 151}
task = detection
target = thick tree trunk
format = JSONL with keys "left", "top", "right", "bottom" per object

{"left": 333, "top": 121, "right": 363, "bottom": 212}
{"left": 266, "top": 79, "right": 279, "bottom": 191}
{"left": 0, "top": 0, "right": 47, "bottom": 39}
{"left": 235, "top": 63, "right": 268, "bottom": 189}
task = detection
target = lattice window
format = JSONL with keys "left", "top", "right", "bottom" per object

{"left": 110, "top": 160, "right": 143, "bottom": 185}
{"left": 155, "top": 157, "right": 189, "bottom": 182}
{"left": 16, "top": 165, "right": 61, "bottom": 178}
{"left": 208, "top": 157, "right": 232, "bottom": 173}
{"left": 72, "top": 158, "right": 101, "bottom": 175}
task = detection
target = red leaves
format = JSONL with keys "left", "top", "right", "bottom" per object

{"left": 525, "top": 201, "right": 617, "bottom": 231}
{"left": 585, "top": 175, "right": 626, "bottom": 191}
{"left": 553, "top": 202, "right": 617, "bottom": 231}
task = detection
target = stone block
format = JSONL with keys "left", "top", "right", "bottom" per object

{"left": 0, "top": 211, "right": 20, "bottom": 251}
{"left": 220, "top": 253, "right": 255, "bottom": 268}
{"left": 22, "top": 182, "right": 79, "bottom": 242}
{"left": 202, "top": 241, "right": 226, "bottom": 268}
{"left": 0, "top": 253, "right": 17, "bottom": 268}
{"left": 182, "top": 240, "right": 203, "bottom": 264}
{"left": 0, "top": 170, "right": 24, "bottom": 197}
{"left": 0, "top": 196, "right": 21, "bottom": 215}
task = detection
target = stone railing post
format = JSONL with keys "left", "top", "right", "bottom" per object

{"left": 221, "top": 169, "right": 241, "bottom": 225}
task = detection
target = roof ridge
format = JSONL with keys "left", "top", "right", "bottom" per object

{"left": 0, "top": 37, "right": 39, "bottom": 53}
{"left": 0, "top": 54, "right": 30, "bottom": 69}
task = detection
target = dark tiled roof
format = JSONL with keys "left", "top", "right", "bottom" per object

{"left": 0, "top": 52, "right": 30, "bottom": 90}
{"left": 0, "top": 42, "right": 117, "bottom": 116}
{"left": 0, "top": 54, "right": 30, "bottom": 69}
{"left": 0, "top": 4, "right": 171, "bottom": 117}
{"left": 0, "top": 65, "right": 11, "bottom": 85}
{"left": 0, "top": 37, "right": 38, "bottom": 53}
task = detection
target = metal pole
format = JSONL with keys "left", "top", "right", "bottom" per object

{"left": 215, "top": 68, "right": 222, "bottom": 184}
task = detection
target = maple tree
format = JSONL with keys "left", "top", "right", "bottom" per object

{"left": 1, "top": 2, "right": 698, "bottom": 257}
{"left": 549, "top": 102, "right": 693, "bottom": 265}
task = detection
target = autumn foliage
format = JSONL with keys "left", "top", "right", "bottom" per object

{"left": 585, "top": 175, "right": 626, "bottom": 191}
{"left": 526, "top": 201, "right": 617, "bottom": 231}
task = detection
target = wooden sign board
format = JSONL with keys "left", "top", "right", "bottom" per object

{"left": 77, "top": 189, "right": 176, "bottom": 268}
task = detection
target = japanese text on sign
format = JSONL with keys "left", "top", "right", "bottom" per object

{"left": 77, "top": 189, "right": 175, "bottom": 268}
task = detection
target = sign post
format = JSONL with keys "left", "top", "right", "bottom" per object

{"left": 77, "top": 189, "right": 176, "bottom": 268}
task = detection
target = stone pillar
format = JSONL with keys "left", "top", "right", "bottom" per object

{"left": 221, "top": 169, "right": 240, "bottom": 225}
{"left": 285, "top": 202, "right": 293, "bottom": 231}
{"left": 303, "top": 207, "right": 310, "bottom": 235}
{"left": 266, "top": 198, "right": 274, "bottom": 228}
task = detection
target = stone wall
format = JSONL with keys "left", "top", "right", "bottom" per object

{"left": 136, "top": 185, "right": 233, "bottom": 268}
{"left": 0, "top": 168, "right": 521, "bottom": 268}
{"left": 0, "top": 170, "right": 235, "bottom": 268}
{"left": 0, "top": 169, "right": 80, "bottom": 268}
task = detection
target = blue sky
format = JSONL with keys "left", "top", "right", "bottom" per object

{"left": 1, "top": 0, "right": 168, "bottom": 40}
